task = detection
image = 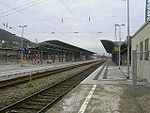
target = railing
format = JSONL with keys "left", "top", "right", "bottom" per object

{"left": 132, "top": 50, "right": 150, "bottom": 113}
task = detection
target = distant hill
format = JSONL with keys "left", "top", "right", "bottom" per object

{"left": 0, "top": 29, "right": 36, "bottom": 48}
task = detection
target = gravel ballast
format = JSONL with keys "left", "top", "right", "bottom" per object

{"left": 0, "top": 61, "right": 100, "bottom": 108}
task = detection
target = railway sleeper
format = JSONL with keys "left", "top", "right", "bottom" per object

{"left": 31, "top": 98, "right": 52, "bottom": 102}
{"left": 60, "top": 83, "right": 75, "bottom": 85}
{"left": 34, "top": 96, "right": 57, "bottom": 99}
{"left": 42, "top": 93, "right": 60, "bottom": 96}
{"left": 15, "top": 106, "right": 41, "bottom": 111}
{"left": 9, "top": 108, "right": 37, "bottom": 113}
{"left": 8, "top": 109, "right": 28, "bottom": 113}
{"left": 19, "top": 103, "right": 46, "bottom": 109}
{"left": 55, "top": 86, "right": 70, "bottom": 90}
{"left": 55, "top": 84, "right": 70, "bottom": 87}
{"left": 24, "top": 102, "right": 47, "bottom": 106}
{"left": 25, "top": 101, "right": 47, "bottom": 106}
{"left": 47, "top": 89, "right": 66, "bottom": 92}
{"left": 44, "top": 91, "right": 62, "bottom": 95}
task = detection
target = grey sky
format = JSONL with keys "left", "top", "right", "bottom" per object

{"left": 0, "top": 0, "right": 145, "bottom": 54}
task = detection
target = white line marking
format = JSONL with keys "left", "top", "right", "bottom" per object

{"left": 78, "top": 84, "right": 97, "bottom": 113}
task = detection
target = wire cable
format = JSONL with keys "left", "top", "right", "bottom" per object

{"left": 0, "top": 0, "right": 49, "bottom": 19}
{"left": 58, "top": 0, "right": 96, "bottom": 38}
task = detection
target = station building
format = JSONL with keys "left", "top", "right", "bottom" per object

{"left": 131, "top": 20, "right": 150, "bottom": 82}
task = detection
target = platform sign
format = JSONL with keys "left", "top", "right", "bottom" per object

{"left": 114, "top": 47, "right": 119, "bottom": 52}
{"left": 19, "top": 48, "right": 27, "bottom": 51}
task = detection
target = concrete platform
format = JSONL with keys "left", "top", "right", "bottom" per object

{"left": 0, "top": 60, "right": 97, "bottom": 81}
{"left": 47, "top": 60, "right": 138, "bottom": 113}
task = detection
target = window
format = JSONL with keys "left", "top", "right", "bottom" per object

{"left": 140, "top": 41, "right": 143, "bottom": 60}
{"left": 136, "top": 44, "right": 138, "bottom": 52}
{"left": 145, "top": 39, "right": 149, "bottom": 60}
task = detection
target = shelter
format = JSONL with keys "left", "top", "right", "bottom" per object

{"left": 35, "top": 40, "right": 94, "bottom": 63}
{"left": 100, "top": 40, "right": 128, "bottom": 65}
{"left": 0, "top": 29, "right": 94, "bottom": 63}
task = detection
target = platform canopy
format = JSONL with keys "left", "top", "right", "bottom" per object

{"left": 100, "top": 40, "right": 114, "bottom": 53}
{"left": 37, "top": 40, "right": 94, "bottom": 54}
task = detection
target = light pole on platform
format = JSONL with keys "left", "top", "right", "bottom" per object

{"left": 19, "top": 25, "right": 27, "bottom": 61}
{"left": 115, "top": 24, "right": 125, "bottom": 69}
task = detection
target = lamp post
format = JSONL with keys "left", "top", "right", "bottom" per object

{"left": 115, "top": 25, "right": 117, "bottom": 41}
{"left": 122, "top": 0, "right": 130, "bottom": 78}
{"left": 19, "top": 25, "right": 27, "bottom": 61}
{"left": 115, "top": 24, "right": 125, "bottom": 69}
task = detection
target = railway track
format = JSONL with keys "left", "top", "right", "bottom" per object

{"left": 0, "top": 60, "right": 102, "bottom": 88}
{"left": 0, "top": 61, "right": 102, "bottom": 113}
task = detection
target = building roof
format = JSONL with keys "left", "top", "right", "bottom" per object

{"left": 100, "top": 40, "right": 114, "bottom": 53}
{"left": 132, "top": 20, "right": 150, "bottom": 39}
{"left": 37, "top": 40, "right": 94, "bottom": 54}
{"left": 100, "top": 40, "right": 127, "bottom": 54}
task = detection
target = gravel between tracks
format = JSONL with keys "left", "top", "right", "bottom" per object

{"left": 0, "top": 62, "right": 100, "bottom": 108}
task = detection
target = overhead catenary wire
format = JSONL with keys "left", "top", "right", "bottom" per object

{"left": 88, "top": 0, "right": 96, "bottom": 35}
{"left": 2, "top": 1, "right": 96, "bottom": 47}
{"left": 58, "top": 0, "right": 95, "bottom": 37}
{"left": 75, "top": 0, "right": 94, "bottom": 34}
{"left": 0, "top": 1, "right": 71, "bottom": 39}
{"left": 0, "top": 0, "right": 50, "bottom": 19}
{"left": 0, "top": 1, "right": 144, "bottom": 43}
{"left": 75, "top": 0, "right": 88, "bottom": 17}
{"left": 2, "top": 0, "right": 46, "bottom": 14}
{"left": 0, "top": 1, "right": 89, "bottom": 42}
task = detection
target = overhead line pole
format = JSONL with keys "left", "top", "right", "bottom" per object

{"left": 145, "top": 0, "right": 150, "bottom": 22}
{"left": 114, "top": 25, "right": 117, "bottom": 41}
{"left": 115, "top": 24, "right": 125, "bottom": 69}
{"left": 19, "top": 25, "right": 27, "bottom": 61}
{"left": 127, "top": 0, "right": 130, "bottom": 79}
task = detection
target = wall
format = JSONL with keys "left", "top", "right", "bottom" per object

{"left": 131, "top": 22, "right": 150, "bottom": 82}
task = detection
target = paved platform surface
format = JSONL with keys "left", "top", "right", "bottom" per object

{"left": 0, "top": 60, "right": 97, "bottom": 81}
{"left": 47, "top": 60, "right": 138, "bottom": 113}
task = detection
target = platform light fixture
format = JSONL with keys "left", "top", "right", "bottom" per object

{"left": 115, "top": 24, "right": 125, "bottom": 69}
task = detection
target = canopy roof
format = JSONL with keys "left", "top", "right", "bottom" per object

{"left": 100, "top": 40, "right": 114, "bottom": 53}
{"left": 37, "top": 40, "right": 94, "bottom": 54}
{"left": 100, "top": 40, "right": 127, "bottom": 54}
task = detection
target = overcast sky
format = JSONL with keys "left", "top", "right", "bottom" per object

{"left": 0, "top": 0, "right": 145, "bottom": 54}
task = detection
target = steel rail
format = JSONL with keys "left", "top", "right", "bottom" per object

{"left": 0, "top": 60, "right": 102, "bottom": 88}
{"left": 0, "top": 61, "right": 103, "bottom": 113}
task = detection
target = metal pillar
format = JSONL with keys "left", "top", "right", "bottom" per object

{"left": 52, "top": 54, "right": 55, "bottom": 63}
{"left": 65, "top": 53, "right": 67, "bottom": 62}
{"left": 72, "top": 53, "right": 74, "bottom": 61}
{"left": 80, "top": 52, "right": 82, "bottom": 61}
{"left": 114, "top": 25, "right": 117, "bottom": 41}
{"left": 59, "top": 53, "right": 61, "bottom": 62}
{"left": 62, "top": 52, "right": 63, "bottom": 62}
{"left": 119, "top": 26, "right": 121, "bottom": 69}
{"left": 40, "top": 49, "right": 43, "bottom": 60}
{"left": 146, "top": 0, "right": 150, "bottom": 22}
{"left": 5, "top": 49, "right": 7, "bottom": 62}
{"left": 19, "top": 25, "right": 27, "bottom": 61}
{"left": 127, "top": 0, "right": 130, "bottom": 79}
{"left": 115, "top": 24, "right": 125, "bottom": 68}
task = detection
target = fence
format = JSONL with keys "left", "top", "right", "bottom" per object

{"left": 132, "top": 50, "right": 150, "bottom": 113}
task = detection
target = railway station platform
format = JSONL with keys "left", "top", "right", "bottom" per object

{"left": 0, "top": 60, "right": 98, "bottom": 81}
{"left": 47, "top": 60, "right": 138, "bottom": 113}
